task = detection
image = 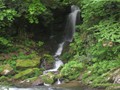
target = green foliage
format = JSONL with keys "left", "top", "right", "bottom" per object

{"left": 42, "top": 54, "right": 54, "bottom": 62}
{"left": 23, "top": 39, "right": 35, "bottom": 47}
{"left": 41, "top": 72, "right": 55, "bottom": 84}
{"left": 11, "top": 52, "right": 36, "bottom": 60}
{"left": 26, "top": 0, "right": 46, "bottom": 23}
{"left": 89, "top": 19, "right": 120, "bottom": 43}
{"left": 0, "top": 9, "right": 18, "bottom": 28}
{"left": 0, "top": 9, "right": 17, "bottom": 21}
{"left": 0, "top": 67, "right": 3, "bottom": 72}
{"left": 87, "top": 19, "right": 120, "bottom": 61}
{"left": 0, "top": 37, "right": 12, "bottom": 51}
{"left": 67, "top": 0, "right": 120, "bottom": 62}
{"left": 0, "top": 37, "right": 12, "bottom": 46}
{"left": 82, "top": 60, "right": 120, "bottom": 85}
{"left": 70, "top": 32, "right": 86, "bottom": 56}
{"left": 62, "top": 0, "right": 120, "bottom": 87}
{"left": 13, "top": 68, "right": 41, "bottom": 80}
{"left": 0, "top": 0, "right": 46, "bottom": 28}
{"left": 62, "top": 0, "right": 79, "bottom": 5}
{"left": 80, "top": 0, "right": 120, "bottom": 29}
{"left": 60, "top": 61, "right": 83, "bottom": 80}
{"left": 37, "top": 41, "right": 44, "bottom": 47}
{"left": 3, "top": 60, "right": 16, "bottom": 70}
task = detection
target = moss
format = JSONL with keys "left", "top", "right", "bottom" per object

{"left": 13, "top": 68, "right": 42, "bottom": 79}
{"left": 16, "top": 58, "right": 40, "bottom": 68}
{"left": 42, "top": 54, "right": 54, "bottom": 63}
{"left": 0, "top": 76, "right": 8, "bottom": 81}
{"left": 0, "top": 64, "right": 13, "bottom": 75}
{"left": 55, "top": 73, "right": 62, "bottom": 79}
{"left": 0, "top": 75, "right": 12, "bottom": 86}
{"left": 40, "top": 54, "right": 54, "bottom": 69}
{"left": 27, "top": 77, "right": 38, "bottom": 82}
{"left": 41, "top": 72, "right": 55, "bottom": 84}
{"left": 33, "top": 68, "right": 43, "bottom": 77}
{"left": 14, "top": 69, "right": 33, "bottom": 79}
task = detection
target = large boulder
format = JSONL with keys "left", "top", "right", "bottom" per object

{"left": 40, "top": 54, "right": 54, "bottom": 70}
{"left": 0, "top": 64, "right": 13, "bottom": 75}
{"left": 13, "top": 68, "right": 42, "bottom": 80}
{"left": 16, "top": 58, "right": 40, "bottom": 68}
{"left": 13, "top": 76, "right": 44, "bottom": 87}
{"left": 41, "top": 72, "right": 55, "bottom": 84}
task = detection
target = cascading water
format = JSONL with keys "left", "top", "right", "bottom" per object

{"left": 64, "top": 5, "right": 80, "bottom": 42}
{"left": 54, "top": 5, "right": 80, "bottom": 57}
{"left": 44, "top": 5, "right": 80, "bottom": 86}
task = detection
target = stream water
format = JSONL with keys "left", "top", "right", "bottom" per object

{"left": 0, "top": 85, "right": 104, "bottom": 90}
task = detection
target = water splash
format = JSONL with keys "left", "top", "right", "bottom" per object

{"left": 56, "top": 79, "right": 61, "bottom": 85}
{"left": 54, "top": 42, "right": 65, "bottom": 57}
{"left": 43, "top": 57, "right": 63, "bottom": 74}
{"left": 43, "top": 58, "right": 63, "bottom": 86}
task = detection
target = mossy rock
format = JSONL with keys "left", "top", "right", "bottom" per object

{"left": 13, "top": 68, "right": 42, "bottom": 80}
{"left": 0, "top": 76, "right": 9, "bottom": 81}
{"left": 55, "top": 73, "right": 62, "bottom": 79}
{"left": 41, "top": 72, "right": 55, "bottom": 84}
{"left": 106, "top": 85, "right": 120, "bottom": 90}
{"left": 13, "top": 76, "right": 44, "bottom": 87}
{"left": 16, "top": 58, "right": 40, "bottom": 68}
{"left": 0, "top": 64, "right": 13, "bottom": 75}
{"left": 0, "top": 75, "right": 12, "bottom": 86}
{"left": 40, "top": 54, "right": 54, "bottom": 70}
{"left": 30, "top": 76, "right": 44, "bottom": 86}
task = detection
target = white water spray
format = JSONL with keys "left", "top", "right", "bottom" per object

{"left": 54, "top": 42, "right": 65, "bottom": 57}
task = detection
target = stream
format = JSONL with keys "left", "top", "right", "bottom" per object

{"left": 0, "top": 85, "right": 104, "bottom": 90}
{"left": 0, "top": 87, "right": 103, "bottom": 90}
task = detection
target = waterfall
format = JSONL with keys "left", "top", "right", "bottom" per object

{"left": 54, "top": 5, "right": 80, "bottom": 57}
{"left": 54, "top": 42, "right": 65, "bottom": 57}
{"left": 64, "top": 5, "right": 80, "bottom": 42}
{"left": 43, "top": 57, "right": 63, "bottom": 74}
{"left": 44, "top": 5, "right": 80, "bottom": 86}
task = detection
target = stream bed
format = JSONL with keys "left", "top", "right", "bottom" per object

{"left": 0, "top": 81, "right": 104, "bottom": 90}
{"left": 0, "top": 86, "right": 104, "bottom": 90}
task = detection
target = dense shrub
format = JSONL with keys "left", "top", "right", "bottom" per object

{"left": 60, "top": 61, "right": 83, "bottom": 80}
